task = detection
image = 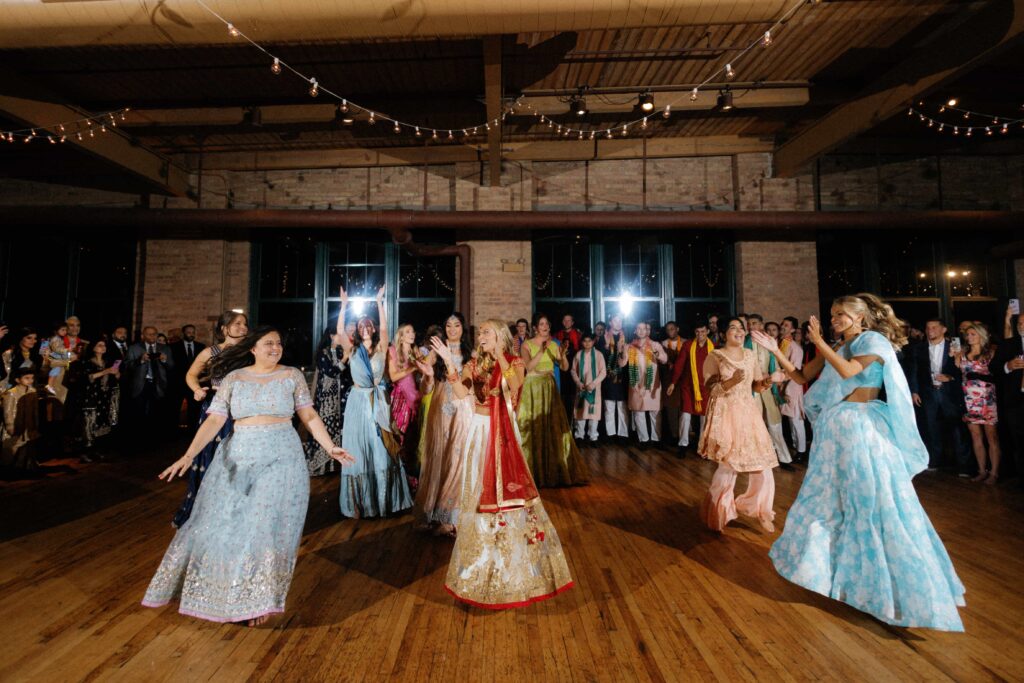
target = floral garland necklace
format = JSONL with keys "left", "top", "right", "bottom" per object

{"left": 627, "top": 342, "right": 655, "bottom": 390}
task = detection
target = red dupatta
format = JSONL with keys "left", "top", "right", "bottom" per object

{"left": 475, "top": 353, "right": 540, "bottom": 513}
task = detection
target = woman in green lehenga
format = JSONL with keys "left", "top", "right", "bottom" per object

{"left": 517, "top": 313, "right": 589, "bottom": 487}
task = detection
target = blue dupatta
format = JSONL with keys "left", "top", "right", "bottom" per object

{"left": 805, "top": 331, "right": 928, "bottom": 477}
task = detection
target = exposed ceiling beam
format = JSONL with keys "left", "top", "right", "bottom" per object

{"left": 180, "top": 136, "right": 775, "bottom": 171}
{"left": 0, "top": 1, "right": 793, "bottom": 48}
{"left": 0, "top": 95, "right": 190, "bottom": 196}
{"left": 773, "top": 0, "right": 1024, "bottom": 177}
{"left": 119, "top": 86, "right": 810, "bottom": 132}
{"left": 483, "top": 37, "right": 503, "bottom": 187}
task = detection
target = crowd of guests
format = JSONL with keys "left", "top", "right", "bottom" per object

{"left": 4, "top": 302, "right": 1021, "bottom": 494}
{"left": 0, "top": 316, "right": 218, "bottom": 476}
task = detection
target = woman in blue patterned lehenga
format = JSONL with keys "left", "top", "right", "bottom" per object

{"left": 336, "top": 285, "right": 413, "bottom": 518}
{"left": 171, "top": 311, "right": 248, "bottom": 528}
{"left": 751, "top": 293, "right": 965, "bottom": 631}
{"left": 143, "top": 326, "right": 353, "bottom": 626}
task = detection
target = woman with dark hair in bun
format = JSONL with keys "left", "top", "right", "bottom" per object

{"left": 143, "top": 325, "right": 353, "bottom": 627}
{"left": 171, "top": 311, "right": 248, "bottom": 527}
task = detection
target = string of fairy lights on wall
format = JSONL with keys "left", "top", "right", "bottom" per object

{"left": 907, "top": 97, "right": 1024, "bottom": 137}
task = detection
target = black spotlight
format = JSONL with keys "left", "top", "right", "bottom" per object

{"left": 638, "top": 91, "right": 655, "bottom": 112}
{"left": 569, "top": 96, "right": 587, "bottom": 117}
{"left": 716, "top": 89, "right": 734, "bottom": 111}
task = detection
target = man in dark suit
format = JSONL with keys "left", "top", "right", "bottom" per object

{"left": 995, "top": 309, "right": 1024, "bottom": 485}
{"left": 105, "top": 326, "right": 130, "bottom": 366}
{"left": 103, "top": 325, "right": 131, "bottom": 454}
{"left": 169, "top": 324, "right": 206, "bottom": 432}
{"left": 908, "top": 318, "right": 970, "bottom": 474}
{"left": 123, "top": 325, "right": 174, "bottom": 443}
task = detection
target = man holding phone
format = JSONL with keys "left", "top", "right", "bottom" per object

{"left": 996, "top": 300, "right": 1024, "bottom": 486}
{"left": 123, "top": 326, "right": 174, "bottom": 444}
{"left": 908, "top": 318, "right": 970, "bottom": 474}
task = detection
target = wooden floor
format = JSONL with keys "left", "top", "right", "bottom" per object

{"left": 2, "top": 438, "right": 1023, "bottom": 683}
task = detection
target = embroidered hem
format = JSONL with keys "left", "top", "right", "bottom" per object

{"left": 444, "top": 581, "right": 574, "bottom": 610}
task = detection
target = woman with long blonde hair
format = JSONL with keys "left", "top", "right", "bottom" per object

{"left": 432, "top": 319, "right": 573, "bottom": 608}
{"left": 955, "top": 322, "right": 1000, "bottom": 484}
{"left": 752, "top": 293, "right": 965, "bottom": 631}
{"left": 388, "top": 323, "right": 422, "bottom": 448}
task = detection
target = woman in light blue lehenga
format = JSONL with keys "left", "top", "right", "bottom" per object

{"left": 143, "top": 327, "right": 353, "bottom": 626}
{"left": 752, "top": 294, "right": 966, "bottom": 631}
{"left": 337, "top": 285, "right": 413, "bottom": 518}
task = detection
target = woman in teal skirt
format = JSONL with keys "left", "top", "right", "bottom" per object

{"left": 336, "top": 285, "right": 414, "bottom": 518}
{"left": 752, "top": 293, "right": 966, "bottom": 631}
{"left": 143, "top": 326, "right": 353, "bottom": 627}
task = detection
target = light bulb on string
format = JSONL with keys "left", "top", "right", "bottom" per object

{"left": 927, "top": 119, "right": 934, "bottom": 127}
{"left": 447, "top": 130, "right": 454, "bottom": 140}
{"left": 965, "top": 128, "right": 973, "bottom": 137}
{"left": 339, "top": 99, "right": 349, "bottom": 114}
{"left": 621, "top": 124, "right": 628, "bottom": 136}
{"left": 60, "top": 135, "right": 66, "bottom": 143}
{"left": 309, "top": 78, "right": 319, "bottom": 97}
{"left": 662, "top": 104, "right": 671, "bottom": 119}
{"left": 962, "top": 111, "right": 969, "bottom": 120}
{"left": 58, "top": 124, "right": 65, "bottom": 133}
{"left": 907, "top": 108, "right": 913, "bottom": 116}
{"left": 415, "top": 127, "right": 422, "bottom": 137}
{"left": 986, "top": 127, "right": 993, "bottom": 136}
{"left": 953, "top": 126, "right": 959, "bottom": 135}
{"left": 690, "top": 87, "right": 699, "bottom": 102}
{"left": 1002, "top": 124, "right": 1009, "bottom": 134}
{"left": 725, "top": 63, "right": 736, "bottom": 79}
{"left": 271, "top": 57, "right": 281, "bottom": 75}
{"left": 393, "top": 121, "right": 401, "bottom": 133}
{"left": 76, "top": 132, "right": 83, "bottom": 141}
{"left": 30, "top": 129, "right": 37, "bottom": 138}
{"left": 605, "top": 129, "right": 613, "bottom": 139}
{"left": 641, "top": 116, "right": 648, "bottom": 129}
{"left": 89, "top": 128, "right": 95, "bottom": 137}
{"left": 578, "top": 131, "right": 584, "bottom": 140}
{"left": 761, "top": 30, "right": 772, "bottom": 47}
{"left": 589, "top": 130, "right": 595, "bottom": 140}
{"left": 939, "top": 105, "right": 946, "bottom": 113}
{"left": 101, "top": 124, "right": 107, "bottom": 133}
{"left": 227, "top": 23, "right": 239, "bottom": 37}
{"left": 48, "top": 135, "right": 55, "bottom": 144}
{"left": 431, "top": 130, "right": 438, "bottom": 140}
{"left": 368, "top": 112, "right": 376, "bottom": 125}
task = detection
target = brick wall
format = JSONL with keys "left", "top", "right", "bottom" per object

{"left": 735, "top": 241, "right": 820, "bottom": 322}
{"left": 3, "top": 152, "right": 1020, "bottom": 334}
{"left": 137, "top": 239, "right": 250, "bottom": 344}
{"left": 461, "top": 240, "right": 532, "bottom": 329}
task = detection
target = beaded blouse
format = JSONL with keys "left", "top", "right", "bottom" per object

{"left": 207, "top": 366, "right": 312, "bottom": 419}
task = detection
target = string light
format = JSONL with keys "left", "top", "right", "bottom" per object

{"left": 187, "top": 0, "right": 807, "bottom": 143}
{"left": 415, "top": 126, "right": 422, "bottom": 137}
{"left": 662, "top": 104, "right": 672, "bottom": 119}
{"left": 907, "top": 103, "right": 1024, "bottom": 138}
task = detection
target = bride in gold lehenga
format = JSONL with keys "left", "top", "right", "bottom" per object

{"left": 432, "top": 319, "right": 574, "bottom": 609}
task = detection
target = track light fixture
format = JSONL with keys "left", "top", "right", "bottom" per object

{"left": 638, "top": 91, "right": 655, "bottom": 112}
{"left": 717, "top": 89, "right": 734, "bottom": 112}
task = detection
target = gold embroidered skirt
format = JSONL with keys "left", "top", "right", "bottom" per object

{"left": 445, "top": 414, "right": 574, "bottom": 609}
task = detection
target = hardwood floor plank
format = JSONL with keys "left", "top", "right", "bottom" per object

{"left": 1, "top": 438, "right": 1022, "bottom": 682}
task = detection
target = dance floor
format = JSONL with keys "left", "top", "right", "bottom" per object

{"left": 2, "top": 439, "right": 1022, "bottom": 682}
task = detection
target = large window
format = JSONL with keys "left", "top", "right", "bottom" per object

{"left": 251, "top": 236, "right": 456, "bottom": 367}
{"left": 0, "top": 236, "right": 136, "bottom": 342}
{"left": 671, "top": 236, "right": 733, "bottom": 333}
{"left": 532, "top": 234, "right": 735, "bottom": 335}
{"left": 817, "top": 232, "right": 1013, "bottom": 333}
{"left": 534, "top": 238, "right": 593, "bottom": 330}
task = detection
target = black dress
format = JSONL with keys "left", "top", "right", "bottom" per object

{"left": 304, "top": 346, "right": 353, "bottom": 476}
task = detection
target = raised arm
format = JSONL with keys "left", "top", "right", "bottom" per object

{"left": 338, "top": 285, "right": 354, "bottom": 355}
{"left": 751, "top": 328, "right": 826, "bottom": 385}
{"left": 376, "top": 286, "right": 389, "bottom": 352}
